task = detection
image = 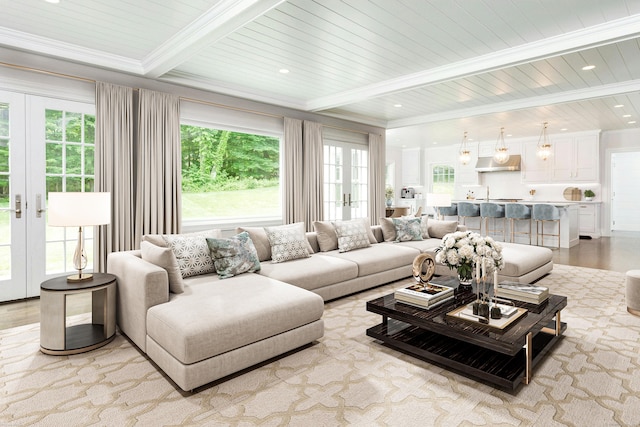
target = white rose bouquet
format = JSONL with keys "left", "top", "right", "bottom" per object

{"left": 435, "top": 231, "right": 503, "bottom": 283}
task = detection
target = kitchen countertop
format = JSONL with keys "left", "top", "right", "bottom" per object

{"left": 454, "top": 199, "right": 602, "bottom": 205}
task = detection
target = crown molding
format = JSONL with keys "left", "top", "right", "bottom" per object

{"left": 142, "top": 0, "right": 286, "bottom": 78}
{"left": 386, "top": 79, "right": 640, "bottom": 129}
{"left": 0, "top": 27, "right": 143, "bottom": 75}
{"left": 306, "top": 14, "right": 640, "bottom": 112}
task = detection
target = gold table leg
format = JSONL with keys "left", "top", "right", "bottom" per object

{"left": 523, "top": 332, "right": 532, "bottom": 385}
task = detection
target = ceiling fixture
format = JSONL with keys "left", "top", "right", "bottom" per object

{"left": 582, "top": 65, "right": 596, "bottom": 71}
{"left": 536, "top": 122, "right": 552, "bottom": 161}
{"left": 493, "top": 127, "right": 510, "bottom": 164}
{"left": 394, "top": 104, "right": 402, "bottom": 108}
{"left": 459, "top": 131, "right": 471, "bottom": 165}
{"left": 623, "top": 114, "right": 631, "bottom": 118}
{"left": 278, "top": 68, "right": 289, "bottom": 74}
{"left": 614, "top": 104, "right": 624, "bottom": 108}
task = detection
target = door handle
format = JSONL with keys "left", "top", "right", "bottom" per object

{"left": 0, "top": 194, "right": 22, "bottom": 218}
{"left": 36, "top": 194, "right": 46, "bottom": 218}
{"left": 348, "top": 193, "right": 352, "bottom": 206}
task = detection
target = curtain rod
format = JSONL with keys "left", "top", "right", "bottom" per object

{"left": 0, "top": 61, "right": 373, "bottom": 136}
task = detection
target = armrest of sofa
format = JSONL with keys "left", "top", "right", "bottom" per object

{"left": 107, "top": 250, "right": 170, "bottom": 352}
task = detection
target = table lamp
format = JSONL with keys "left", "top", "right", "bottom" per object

{"left": 48, "top": 192, "right": 111, "bottom": 282}
{"left": 426, "top": 193, "right": 451, "bottom": 220}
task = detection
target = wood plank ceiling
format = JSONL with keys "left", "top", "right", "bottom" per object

{"left": 1, "top": 0, "right": 639, "bottom": 147}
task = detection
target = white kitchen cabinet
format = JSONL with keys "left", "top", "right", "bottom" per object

{"left": 552, "top": 134, "right": 599, "bottom": 182}
{"left": 578, "top": 203, "right": 600, "bottom": 237}
{"left": 456, "top": 144, "right": 479, "bottom": 185}
{"left": 401, "top": 147, "right": 422, "bottom": 186}
{"left": 521, "top": 140, "right": 551, "bottom": 183}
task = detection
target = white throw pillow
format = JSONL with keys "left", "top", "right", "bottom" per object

{"left": 264, "top": 222, "right": 311, "bottom": 263}
{"left": 162, "top": 235, "right": 216, "bottom": 278}
{"left": 333, "top": 219, "right": 371, "bottom": 253}
{"left": 140, "top": 241, "right": 185, "bottom": 293}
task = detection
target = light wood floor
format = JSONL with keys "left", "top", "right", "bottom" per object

{"left": 1, "top": 233, "right": 638, "bottom": 331}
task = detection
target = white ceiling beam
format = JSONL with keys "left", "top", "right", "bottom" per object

{"left": 306, "top": 14, "right": 640, "bottom": 112}
{"left": 0, "top": 26, "right": 143, "bottom": 74}
{"left": 386, "top": 79, "right": 640, "bottom": 129}
{"left": 142, "top": 0, "right": 286, "bottom": 78}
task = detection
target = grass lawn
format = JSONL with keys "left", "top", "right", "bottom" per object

{"left": 178, "top": 186, "right": 281, "bottom": 219}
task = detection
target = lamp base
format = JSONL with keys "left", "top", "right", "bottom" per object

{"left": 66, "top": 273, "right": 93, "bottom": 283}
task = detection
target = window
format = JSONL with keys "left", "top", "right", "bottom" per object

{"left": 180, "top": 124, "right": 281, "bottom": 225}
{"left": 323, "top": 142, "right": 368, "bottom": 221}
{"left": 431, "top": 163, "right": 455, "bottom": 196}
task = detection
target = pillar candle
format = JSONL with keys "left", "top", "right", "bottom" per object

{"left": 476, "top": 261, "right": 480, "bottom": 282}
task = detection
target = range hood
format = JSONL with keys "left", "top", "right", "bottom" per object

{"left": 475, "top": 155, "right": 521, "bottom": 172}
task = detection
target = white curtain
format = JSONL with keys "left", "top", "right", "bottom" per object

{"left": 283, "top": 117, "right": 304, "bottom": 224}
{"left": 303, "top": 121, "right": 323, "bottom": 230}
{"left": 368, "top": 133, "right": 386, "bottom": 225}
{"left": 94, "top": 82, "right": 135, "bottom": 271}
{"left": 135, "top": 89, "right": 181, "bottom": 245}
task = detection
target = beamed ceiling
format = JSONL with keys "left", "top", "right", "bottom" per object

{"left": 2, "top": 0, "right": 640, "bottom": 147}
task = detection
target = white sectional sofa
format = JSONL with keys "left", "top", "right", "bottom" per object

{"left": 107, "top": 218, "right": 553, "bottom": 391}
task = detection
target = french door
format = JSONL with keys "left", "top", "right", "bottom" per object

{"left": 0, "top": 91, "right": 96, "bottom": 302}
{"left": 323, "top": 142, "right": 368, "bottom": 221}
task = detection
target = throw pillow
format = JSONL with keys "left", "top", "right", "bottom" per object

{"left": 420, "top": 215, "right": 430, "bottom": 238}
{"left": 162, "top": 235, "right": 216, "bottom": 278}
{"left": 264, "top": 222, "right": 311, "bottom": 263}
{"left": 206, "top": 232, "right": 261, "bottom": 279}
{"left": 143, "top": 229, "right": 222, "bottom": 248}
{"left": 235, "top": 226, "right": 272, "bottom": 262}
{"left": 333, "top": 219, "right": 371, "bottom": 253}
{"left": 392, "top": 217, "right": 423, "bottom": 242}
{"left": 313, "top": 220, "right": 338, "bottom": 252}
{"left": 379, "top": 217, "right": 396, "bottom": 242}
{"left": 427, "top": 219, "right": 459, "bottom": 239}
{"left": 140, "top": 241, "right": 185, "bottom": 294}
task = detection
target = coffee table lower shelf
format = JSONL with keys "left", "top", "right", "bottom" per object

{"left": 366, "top": 318, "right": 566, "bottom": 391}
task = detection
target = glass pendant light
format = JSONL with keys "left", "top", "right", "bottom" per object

{"left": 493, "top": 127, "right": 510, "bottom": 164}
{"left": 459, "top": 131, "right": 471, "bottom": 165}
{"left": 536, "top": 122, "right": 552, "bottom": 160}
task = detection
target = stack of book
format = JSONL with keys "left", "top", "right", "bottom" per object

{"left": 497, "top": 282, "right": 549, "bottom": 305}
{"left": 394, "top": 283, "right": 455, "bottom": 309}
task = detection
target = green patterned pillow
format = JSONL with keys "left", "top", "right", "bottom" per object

{"left": 264, "top": 222, "right": 311, "bottom": 263}
{"left": 206, "top": 232, "right": 261, "bottom": 279}
{"left": 162, "top": 235, "right": 215, "bottom": 278}
{"left": 333, "top": 219, "right": 371, "bottom": 253}
{"left": 392, "top": 217, "right": 423, "bottom": 242}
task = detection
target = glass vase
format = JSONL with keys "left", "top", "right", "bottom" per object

{"left": 457, "top": 266, "right": 474, "bottom": 286}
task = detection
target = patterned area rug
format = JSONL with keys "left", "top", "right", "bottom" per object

{"left": 1, "top": 265, "right": 639, "bottom": 426}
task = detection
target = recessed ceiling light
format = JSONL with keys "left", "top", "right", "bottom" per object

{"left": 561, "top": 128, "right": 568, "bottom": 131}
{"left": 394, "top": 104, "right": 402, "bottom": 108}
{"left": 278, "top": 68, "right": 289, "bottom": 74}
{"left": 614, "top": 104, "right": 624, "bottom": 108}
{"left": 628, "top": 121, "right": 637, "bottom": 124}
{"left": 45, "top": 0, "right": 60, "bottom": 3}
{"left": 432, "top": 141, "right": 438, "bottom": 145}
{"left": 582, "top": 65, "right": 596, "bottom": 71}
{"left": 623, "top": 114, "right": 632, "bottom": 118}
{"left": 506, "top": 134, "right": 513, "bottom": 137}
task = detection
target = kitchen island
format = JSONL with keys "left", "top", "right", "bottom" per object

{"left": 448, "top": 200, "right": 580, "bottom": 248}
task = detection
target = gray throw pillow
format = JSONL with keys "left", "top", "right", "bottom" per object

{"left": 427, "top": 219, "right": 459, "bottom": 239}
{"left": 162, "top": 235, "right": 216, "bottom": 278}
{"left": 392, "top": 217, "right": 423, "bottom": 242}
{"left": 140, "top": 241, "right": 185, "bottom": 293}
{"left": 206, "top": 232, "right": 261, "bottom": 279}
{"left": 379, "top": 217, "right": 396, "bottom": 242}
{"left": 313, "top": 220, "right": 339, "bottom": 252}
{"left": 264, "top": 222, "right": 311, "bottom": 263}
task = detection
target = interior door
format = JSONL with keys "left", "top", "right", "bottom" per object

{"left": 611, "top": 151, "right": 640, "bottom": 231}
{"left": 323, "top": 142, "right": 368, "bottom": 221}
{"left": 0, "top": 91, "right": 28, "bottom": 301}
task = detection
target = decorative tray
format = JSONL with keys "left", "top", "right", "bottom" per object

{"left": 447, "top": 303, "right": 527, "bottom": 330}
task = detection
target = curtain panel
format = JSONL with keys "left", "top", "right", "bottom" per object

{"left": 283, "top": 118, "right": 304, "bottom": 224}
{"left": 94, "top": 82, "right": 135, "bottom": 271}
{"left": 368, "top": 133, "right": 386, "bottom": 225}
{"left": 303, "top": 121, "right": 323, "bottom": 230}
{"left": 134, "top": 89, "right": 181, "bottom": 246}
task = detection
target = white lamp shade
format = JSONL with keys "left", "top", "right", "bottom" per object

{"left": 426, "top": 193, "right": 451, "bottom": 207}
{"left": 48, "top": 192, "right": 111, "bottom": 226}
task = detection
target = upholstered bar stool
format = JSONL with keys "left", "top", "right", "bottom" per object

{"left": 532, "top": 204, "right": 560, "bottom": 249}
{"left": 437, "top": 203, "right": 457, "bottom": 220}
{"left": 457, "top": 201, "right": 481, "bottom": 233}
{"left": 480, "top": 202, "right": 506, "bottom": 241}
{"left": 626, "top": 270, "right": 640, "bottom": 316}
{"left": 505, "top": 203, "right": 532, "bottom": 244}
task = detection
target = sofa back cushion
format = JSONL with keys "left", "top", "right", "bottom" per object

{"left": 142, "top": 229, "right": 222, "bottom": 248}
{"left": 427, "top": 219, "right": 459, "bottom": 239}
{"left": 140, "top": 241, "right": 185, "bottom": 294}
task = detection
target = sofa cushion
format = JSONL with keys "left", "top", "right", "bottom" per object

{"left": 140, "top": 241, "right": 185, "bottom": 294}
{"left": 321, "top": 243, "right": 419, "bottom": 277}
{"left": 334, "top": 219, "right": 371, "bottom": 252}
{"left": 162, "top": 235, "right": 216, "bottom": 278}
{"left": 206, "top": 232, "right": 261, "bottom": 279}
{"left": 258, "top": 254, "right": 359, "bottom": 291}
{"left": 392, "top": 217, "right": 423, "bottom": 242}
{"left": 498, "top": 242, "right": 553, "bottom": 277}
{"left": 146, "top": 274, "right": 324, "bottom": 365}
{"left": 314, "top": 219, "right": 377, "bottom": 252}
{"left": 394, "top": 238, "right": 443, "bottom": 254}
{"left": 264, "top": 222, "right": 311, "bottom": 263}
{"left": 379, "top": 217, "right": 396, "bottom": 242}
{"left": 143, "top": 229, "right": 221, "bottom": 248}
{"left": 238, "top": 225, "right": 314, "bottom": 261}
{"left": 427, "top": 219, "right": 459, "bottom": 239}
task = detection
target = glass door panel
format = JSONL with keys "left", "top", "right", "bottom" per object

{"left": 323, "top": 142, "right": 368, "bottom": 221}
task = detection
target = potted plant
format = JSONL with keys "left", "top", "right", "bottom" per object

{"left": 385, "top": 186, "right": 394, "bottom": 206}
{"left": 584, "top": 189, "right": 595, "bottom": 201}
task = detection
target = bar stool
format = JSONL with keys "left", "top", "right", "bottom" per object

{"left": 532, "top": 204, "right": 560, "bottom": 248}
{"left": 505, "top": 203, "right": 532, "bottom": 244}
{"left": 480, "top": 202, "right": 506, "bottom": 241}
{"left": 457, "top": 201, "right": 481, "bottom": 233}
{"left": 437, "top": 203, "right": 457, "bottom": 220}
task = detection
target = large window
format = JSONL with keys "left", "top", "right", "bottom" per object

{"left": 180, "top": 124, "right": 281, "bottom": 225}
{"left": 431, "top": 163, "right": 455, "bottom": 195}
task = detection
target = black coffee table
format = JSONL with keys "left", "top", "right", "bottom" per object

{"left": 366, "top": 276, "right": 567, "bottom": 391}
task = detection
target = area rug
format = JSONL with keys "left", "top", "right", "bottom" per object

{"left": 1, "top": 265, "right": 640, "bottom": 426}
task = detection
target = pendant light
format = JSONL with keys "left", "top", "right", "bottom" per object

{"left": 459, "top": 131, "right": 471, "bottom": 165}
{"left": 493, "top": 127, "right": 510, "bottom": 164}
{"left": 536, "top": 122, "right": 552, "bottom": 160}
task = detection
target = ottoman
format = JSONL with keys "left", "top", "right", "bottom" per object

{"left": 626, "top": 270, "right": 640, "bottom": 316}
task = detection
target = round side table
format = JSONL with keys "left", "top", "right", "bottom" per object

{"left": 40, "top": 272, "right": 117, "bottom": 355}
